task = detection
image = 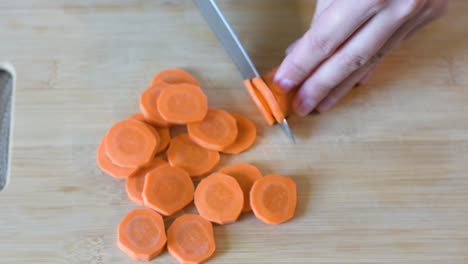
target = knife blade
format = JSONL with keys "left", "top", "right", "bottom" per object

{"left": 194, "top": 0, "right": 296, "bottom": 143}
{"left": 0, "top": 62, "right": 15, "bottom": 191}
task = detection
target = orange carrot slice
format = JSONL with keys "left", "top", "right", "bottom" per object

{"left": 117, "top": 208, "right": 167, "bottom": 261}
{"left": 151, "top": 68, "right": 199, "bottom": 86}
{"left": 157, "top": 83, "right": 208, "bottom": 124}
{"left": 166, "top": 134, "right": 220, "bottom": 177}
{"left": 262, "top": 67, "right": 293, "bottom": 117}
{"left": 244, "top": 79, "right": 275, "bottom": 125}
{"left": 128, "top": 113, "right": 145, "bottom": 121}
{"left": 250, "top": 175, "right": 297, "bottom": 224}
{"left": 219, "top": 163, "right": 263, "bottom": 212}
{"left": 194, "top": 172, "right": 244, "bottom": 224}
{"left": 167, "top": 214, "right": 215, "bottom": 264}
{"left": 105, "top": 119, "right": 159, "bottom": 168}
{"left": 139, "top": 82, "right": 173, "bottom": 127}
{"left": 125, "top": 157, "right": 168, "bottom": 206}
{"left": 222, "top": 113, "right": 257, "bottom": 154}
{"left": 252, "top": 77, "right": 285, "bottom": 123}
{"left": 96, "top": 136, "right": 138, "bottom": 179}
{"left": 187, "top": 108, "right": 238, "bottom": 151}
{"left": 142, "top": 164, "right": 194, "bottom": 216}
{"left": 128, "top": 113, "right": 171, "bottom": 154}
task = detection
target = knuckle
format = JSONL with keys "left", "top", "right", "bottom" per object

{"left": 309, "top": 35, "right": 335, "bottom": 56}
{"left": 340, "top": 52, "right": 369, "bottom": 72}
{"left": 288, "top": 58, "right": 311, "bottom": 79}
{"left": 398, "top": 0, "right": 426, "bottom": 19}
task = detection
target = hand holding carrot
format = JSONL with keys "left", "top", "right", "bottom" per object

{"left": 275, "top": 0, "right": 448, "bottom": 115}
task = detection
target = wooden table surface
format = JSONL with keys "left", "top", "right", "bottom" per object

{"left": 1, "top": 0, "right": 467, "bottom": 263}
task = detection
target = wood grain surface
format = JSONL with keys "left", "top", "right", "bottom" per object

{"left": 0, "top": 0, "right": 467, "bottom": 263}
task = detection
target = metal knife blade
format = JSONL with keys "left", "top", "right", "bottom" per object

{"left": 194, "top": 0, "right": 296, "bottom": 143}
{"left": 0, "top": 63, "right": 15, "bottom": 191}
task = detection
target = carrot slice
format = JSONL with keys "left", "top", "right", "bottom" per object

{"left": 244, "top": 79, "right": 275, "bottom": 126}
{"left": 252, "top": 77, "right": 285, "bottom": 123}
{"left": 151, "top": 68, "right": 199, "bottom": 86}
{"left": 250, "top": 174, "right": 297, "bottom": 224}
{"left": 117, "top": 208, "right": 167, "bottom": 261}
{"left": 128, "top": 113, "right": 145, "bottom": 121}
{"left": 157, "top": 83, "right": 208, "bottom": 124}
{"left": 262, "top": 67, "right": 293, "bottom": 117}
{"left": 194, "top": 172, "right": 244, "bottom": 224}
{"left": 139, "top": 82, "right": 173, "bottom": 127}
{"left": 128, "top": 113, "right": 171, "bottom": 154}
{"left": 105, "top": 119, "right": 159, "bottom": 168}
{"left": 167, "top": 214, "right": 215, "bottom": 264}
{"left": 166, "top": 134, "right": 220, "bottom": 177}
{"left": 142, "top": 164, "right": 194, "bottom": 216}
{"left": 187, "top": 108, "right": 238, "bottom": 151}
{"left": 222, "top": 113, "right": 257, "bottom": 154}
{"left": 219, "top": 163, "right": 263, "bottom": 212}
{"left": 96, "top": 136, "right": 138, "bottom": 179}
{"left": 125, "top": 157, "right": 168, "bottom": 206}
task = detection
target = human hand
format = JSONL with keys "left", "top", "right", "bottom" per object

{"left": 275, "top": 0, "right": 448, "bottom": 115}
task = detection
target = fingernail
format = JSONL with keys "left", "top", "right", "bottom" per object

{"left": 274, "top": 69, "right": 295, "bottom": 92}
{"left": 316, "top": 98, "right": 335, "bottom": 113}
{"left": 294, "top": 99, "right": 315, "bottom": 117}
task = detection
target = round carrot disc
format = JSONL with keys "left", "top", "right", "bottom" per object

{"left": 117, "top": 208, "right": 167, "bottom": 262}
{"left": 128, "top": 113, "right": 145, "bottom": 121}
{"left": 105, "top": 119, "right": 158, "bottom": 168}
{"left": 142, "top": 164, "right": 194, "bottom": 216}
{"left": 125, "top": 157, "right": 168, "bottom": 206}
{"left": 250, "top": 174, "right": 297, "bottom": 225}
{"left": 96, "top": 136, "right": 138, "bottom": 179}
{"left": 244, "top": 79, "right": 275, "bottom": 125}
{"left": 194, "top": 172, "right": 244, "bottom": 224}
{"left": 166, "top": 134, "right": 220, "bottom": 177}
{"left": 139, "top": 82, "right": 173, "bottom": 127}
{"left": 222, "top": 113, "right": 257, "bottom": 154}
{"left": 262, "top": 67, "right": 293, "bottom": 117}
{"left": 187, "top": 108, "right": 238, "bottom": 151}
{"left": 151, "top": 68, "right": 199, "bottom": 86}
{"left": 219, "top": 163, "right": 263, "bottom": 212}
{"left": 252, "top": 77, "right": 285, "bottom": 123}
{"left": 155, "top": 127, "right": 170, "bottom": 153}
{"left": 157, "top": 83, "right": 208, "bottom": 124}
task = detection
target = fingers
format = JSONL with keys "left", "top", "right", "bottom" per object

{"left": 292, "top": 0, "right": 427, "bottom": 116}
{"left": 285, "top": 37, "right": 302, "bottom": 55}
{"left": 274, "top": 0, "right": 388, "bottom": 92}
{"left": 358, "top": 66, "right": 377, "bottom": 85}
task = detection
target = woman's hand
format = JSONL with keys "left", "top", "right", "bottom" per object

{"left": 275, "top": 0, "right": 448, "bottom": 116}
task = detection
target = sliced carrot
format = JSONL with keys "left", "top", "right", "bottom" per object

{"left": 142, "top": 164, "right": 194, "bottom": 216}
{"left": 96, "top": 136, "right": 138, "bottom": 179}
{"left": 252, "top": 77, "right": 285, "bottom": 123}
{"left": 222, "top": 113, "right": 257, "bottom": 154}
{"left": 250, "top": 175, "right": 297, "bottom": 225}
{"left": 187, "top": 108, "right": 238, "bottom": 151}
{"left": 166, "top": 134, "right": 220, "bottom": 177}
{"left": 125, "top": 157, "right": 168, "bottom": 206}
{"left": 194, "top": 172, "right": 244, "bottom": 224}
{"left": 117, "top": 208, "right": 167, "bottom": 261}
{"left": 219, "top": 163, "right": 263, "bottom": 212}
{"left": 244, "top": 79, "right": 275, "bottom": 126}
{"left": 128, "top": 113, "right": 171, "bottom": 154}
{"left": 157, "top": 83, "right": 208, "bottom": 124}
{"left": 105, "top": 119, "right": 159, "bottom": 168}
{"left": 128, "top": 113, "right": 145, "bottom": 121}
{"left": 262, "top": 67, "right": 293, "bottom": 117}
{"left": 140, "top": 81, "right": 173, "bottom": 127}
{"left": 167, "top": 214, "right": 215, "bottom": 264}
{"left": 151, "top": 68, "right": 199, "bottom": 86}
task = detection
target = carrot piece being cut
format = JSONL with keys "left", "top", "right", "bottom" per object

{"left": 250, "top": 175, "right": 297, "bottom": 225}
{"left": 194, "top": 172, "right": 244, "bottom": 224}
{"left": 139, "top": 82, "right": 173, "bottom": 127}
{"left": 151, "top": 68, "right": 199, "bottom": 86}
{"left": 252, "top": 77, "right": 285, "bottom": 123}
{"left": 142, "top": 164, "right": 194, "bottom": 216}
{"left": 117, "top": 208, "right": 167, "bottom": 262}
{"left": 262, "top": 67, "right": 293, "bottom": 117}
{"left": 166, "top": 134, "right": 220, "bottom": 177}
{"left": 96, "top": 136, "right": 138, "bottom": 179}
{"left": 128, "top": 113, "right": 171, "bottom": 154}
{"left": 244, "top": 79, "right": 275, "bottom": 126}
{"left": 125, "top": 157, "right": 168, "bottom": 206}
{"left": 222, "top": 113, "right": 257, "bottom": 154}
{"left": 187, "top": 108, "right": 238, "bottom": 151}
{"left": 219, "top": 163, "right": 263, "bottom": 212}
{"left": 105, "top": 119, "right": 159, "bottom": 168}
{"left": 167, "top": 214, "right": 215, "bottom": 264}
{"left": 157, "top": 83, "right": 208, "bottom": 124}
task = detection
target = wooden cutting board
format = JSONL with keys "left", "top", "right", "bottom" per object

{"left": 1, "top": 1, "right": 467, "bottom": 263}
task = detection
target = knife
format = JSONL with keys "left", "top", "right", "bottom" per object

{"left": 194, "top": 0, "right": 296, "bottom": 143}
{"left": 0, "top": 62, "right": 15, "bottom": 192}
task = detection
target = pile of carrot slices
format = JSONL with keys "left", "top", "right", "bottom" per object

{"left": 97, "top": 68, "right": 297, "bottom": 263}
